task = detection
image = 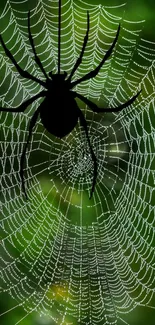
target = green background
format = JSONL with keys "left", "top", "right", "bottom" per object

{"left": 0, "top": 0, "right": 155, "bottom": 324}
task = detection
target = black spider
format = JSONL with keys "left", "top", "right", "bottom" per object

{"left": 0, "top": 1, "right": 141, "bottom": 200}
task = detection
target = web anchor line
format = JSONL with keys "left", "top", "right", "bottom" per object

{"left": 58, "top": 0, "right": 61, "bottom": 74}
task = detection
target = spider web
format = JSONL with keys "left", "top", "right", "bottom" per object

{"left": 0, "top": 0, "right": 155, "bottom": 324}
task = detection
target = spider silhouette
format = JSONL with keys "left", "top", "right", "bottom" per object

{"left": 0, "top": 1, "right": 141, "bottom": 200}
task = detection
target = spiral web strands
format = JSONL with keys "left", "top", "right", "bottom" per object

{"left": 0, "top": 0, "right": 155, "bottom": 324}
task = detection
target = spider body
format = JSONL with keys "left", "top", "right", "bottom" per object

{"left": 40, "top": 74, "right": 79, "bottom": 138}
{"left": 0, "top": 2, "right": 141, "bottom": 200}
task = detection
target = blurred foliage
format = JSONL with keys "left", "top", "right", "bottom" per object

{"left": 0, "top": 0, "right": 155, "bottom": 324}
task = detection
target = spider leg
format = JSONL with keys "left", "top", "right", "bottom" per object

{"left": 78, "top": 108, "right": 97, "bottom": 199}
{"left": 0, "top": 91, "right": 46, "bottom": 112}
{"left": 20, "top": 107, "right": 41, "bottom": 199}
{"left": 74, "top": 90, "right": 141, "bottom": 113}
{"left": 70, "top": 24, "right": 120, "bottom": 89}
{"left": 67, "top": 11, "right": 90, "bottom": 82}
{"left": 0, "top": 35, "right": 46, "bottom": 88}
{"left": 28, "top": 11, "right": 49, "bottom": 80}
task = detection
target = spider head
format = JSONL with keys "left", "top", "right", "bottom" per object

{"left": 49, "top": 71, "right": 67, "bottom": 80}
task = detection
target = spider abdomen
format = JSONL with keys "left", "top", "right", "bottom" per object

{"left": 39, "top": 92, "right": 79, "bottom": 138}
